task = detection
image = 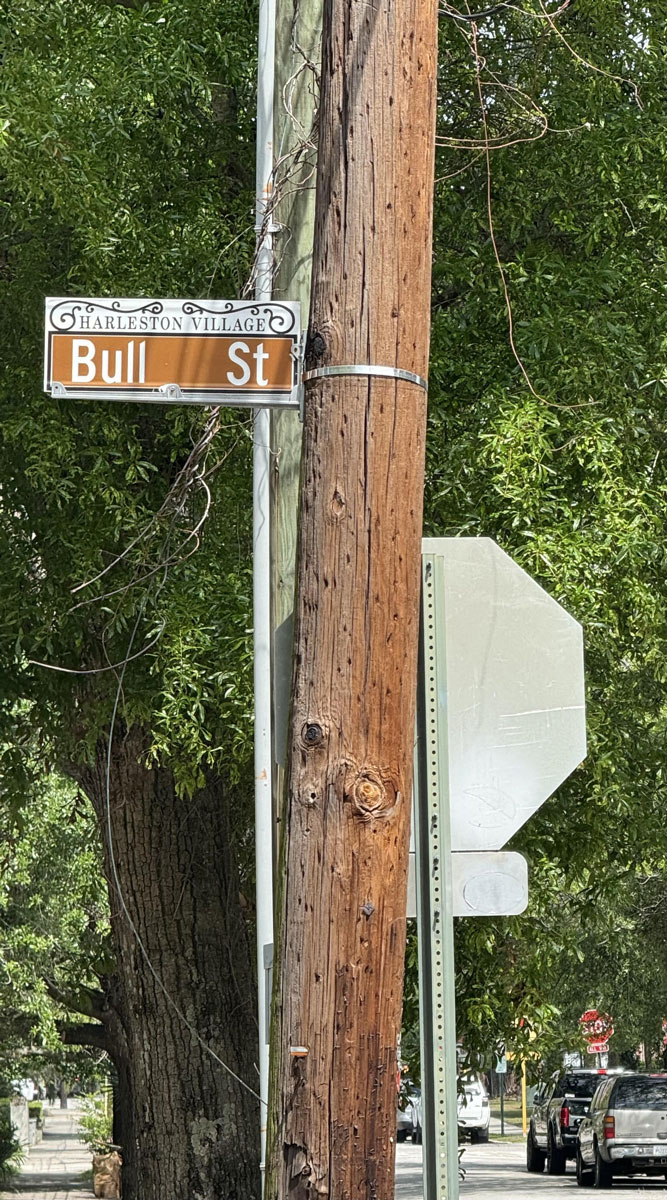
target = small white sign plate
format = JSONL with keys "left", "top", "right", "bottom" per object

{"left": 451, "top": 850, "right": 528, "bottom": 917}
{"left": 407, "top": 850, "right": 528, "bottom": 918}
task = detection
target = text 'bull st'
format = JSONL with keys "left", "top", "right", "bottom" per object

{"left": 50, "top": 334, "right": 293, "bottom": 393}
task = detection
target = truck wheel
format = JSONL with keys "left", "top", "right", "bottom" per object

{"left": 593, "top": 1144, "right": 613, "bottom": 1188}
{"left": 547, "top": 1129, "right": 567, "bottom": 1176}
{"left": 576, "top": 1148, "right": 593, "bottom": 1187}
{"left": 526, "top": 1126, "right": 546, "bottom": 1174}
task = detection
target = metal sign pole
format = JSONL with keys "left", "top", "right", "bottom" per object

{"left": 254, "top": 0, "right": 278, "bottom": 1184}
{"left": 500, "top": 1075, "right": 505, "bottom": 1137}
{"left": 414, "top": 552, "right": 460, "bottom": 1200}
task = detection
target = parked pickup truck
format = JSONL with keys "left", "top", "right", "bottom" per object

{"left": 527, "top": 1069, "right": 620, "bottom": 1175}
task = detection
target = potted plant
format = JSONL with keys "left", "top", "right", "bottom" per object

{"left": 78, "top": 1094, "right": 122, "bottom": 1199}
{"left": 0, "top": 1122, "right": 26, "bottom": 1187}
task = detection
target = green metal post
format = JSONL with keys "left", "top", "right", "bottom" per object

{"left": 414, "top": 551, "right": 460, "bottom": 1199}
{"left": 500, "top": 1075, "right": 505, "bottom": 1137}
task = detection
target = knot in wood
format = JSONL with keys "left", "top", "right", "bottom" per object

{"left": 301, "top": 722, "right": 324, "bottom": 749}
{"left": 331, "top": 488, "right": 346, "bottom": 518}
{"left": 356, "top": 778, "right": 382, "bottom": 809}
{"left": 307, "top": 331, "right": 326, "bottom": 362}
{"left": 350, "top": 771, "right": 391, "bottom": 819}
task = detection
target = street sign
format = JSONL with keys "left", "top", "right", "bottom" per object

{"left": 414, "top": 540, "right": 587, "bottom": 1200}
{"left": 44, "top": 297, "right": 301, "bottom": 408}
{"left": 580, "top": 1009, "right": 613, "bottom": 1051}
{"left": 495, "top": 1055, "right": 508, "bottom": 1075}
{"left": 423, "top": 537, "right": 586, "bottom": 851}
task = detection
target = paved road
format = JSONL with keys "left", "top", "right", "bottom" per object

{"left": 1, "top": 1105, "right": 93, "bottom": 1200}
{"left": 396, "top": 1138, "right": 667, "bottom": 1198}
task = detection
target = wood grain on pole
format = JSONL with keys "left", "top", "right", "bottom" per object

{"left": 268, "top": 0, "right": 438, "bottom": 1196}
{"left": 271, "top": 0, "right": 321, "bottom": 791}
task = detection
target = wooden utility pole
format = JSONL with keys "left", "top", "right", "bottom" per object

{"left": 270, "top": 0, "right": 321, "bottom": 783}
{"left": 267, "top": 0, "right": 438, "bottom": 1195}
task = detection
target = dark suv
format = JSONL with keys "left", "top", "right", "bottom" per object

{"left": 527, "top": 1069, "right": 614, "bottom": 1175}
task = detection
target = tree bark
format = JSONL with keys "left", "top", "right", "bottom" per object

{"left": 110, "top": 1057, "right": 133, "bottom": 1160}
{"left": 74, "top": 728, "right": 261, "bottom": 1200}
{"left": 267, "top": 0, "right": 438, "bottom": 1197}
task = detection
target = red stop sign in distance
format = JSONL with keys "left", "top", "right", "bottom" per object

{"left": 580, "top": 1009, "right": 614, "bottom": 1045}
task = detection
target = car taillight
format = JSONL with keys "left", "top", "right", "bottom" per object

{"left": 560, "top": 1106, "right": 570, "bottom": 1129}
{"left": 603, "top": 1115, "right": 615, "bottom": 1140}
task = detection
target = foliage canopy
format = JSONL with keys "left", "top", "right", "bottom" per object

{"left": 410, "top": 0, "right": 667, "bottom": 1073}
{"left": 0, "top": 0, "right": 260, "bottom": 800}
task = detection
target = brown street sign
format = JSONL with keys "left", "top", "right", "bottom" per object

{"left": 44, "top": 297, "right": 301, "bottom": 407}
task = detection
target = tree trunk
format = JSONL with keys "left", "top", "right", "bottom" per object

{"left": 110, "top": 1057, "right": 133, "bottom": 1163}
{"left": 104, "top": 1000, "right": 136, "bottom": 1182}
{"left": 75, "top": 728, "right": 260, "bottom": 1200}
{"left": 267, "top": 0, "right": 438, "bottom": 1195}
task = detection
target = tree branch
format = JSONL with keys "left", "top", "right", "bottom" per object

{"left": 57, "top": 1021, "right": 111, "bottom": 1053}
{"left": 44, "top": 979, "right": 108, "bottom": 1023}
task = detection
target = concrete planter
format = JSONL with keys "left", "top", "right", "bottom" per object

{"left": 29, "top": 1117, "right": 43, "bottom": 1144}
{"left": 9, "top": 1099, "right": 30, "bottom": 1151}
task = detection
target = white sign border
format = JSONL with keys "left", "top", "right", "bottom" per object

{"left": 44, "top": 297, "right": 301, "bottom": 408}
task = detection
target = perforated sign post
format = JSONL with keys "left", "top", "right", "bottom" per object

{"left": 44, "top": 297, "right": 301, "bottom": 408}
{"left": 414, "top": 538, "right": 586, "bottom": 1199}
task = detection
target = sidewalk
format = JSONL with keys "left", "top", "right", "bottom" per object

{"left": 1, "top": 1105, "right": 94, "bottom": 1200}
{"left": 490, "top": 1114, "right": 524, "bottom": 1136}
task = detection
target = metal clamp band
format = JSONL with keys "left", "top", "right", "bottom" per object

{"left": 302, "top": 364, "right": 428, "bottom": 392}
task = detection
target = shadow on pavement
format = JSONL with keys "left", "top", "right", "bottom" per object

{"left": 41, "top": 1130, "right": 84, "bottom": 1143}
{"left": 5, "top": 1175, "right": 89, "bottom": 1193}
{"left": 463, "top": 1160, "right": 667, "bottom": 1193}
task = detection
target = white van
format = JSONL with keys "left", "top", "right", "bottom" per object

{"left": 458, "top": 1075, "right": 490, "bottom": 1143}
{"left": 411, "top": 1075, "right": 490, "bottom": 1143}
